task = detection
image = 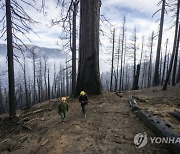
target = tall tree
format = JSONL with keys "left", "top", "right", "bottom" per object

{"left": 161, "top": 39, "right": 168, "bottom": 85}
{"left": 29, "top": 48, "right": 38, "bottom": 104}
{"left": 148, "top": 31, "right": 155, "bottom": 88}
{"left": 6, "top": 0, "right": 16, "bottom": 116}
{"left": 131, "top": 26, "right": 138, "bottom": 89}
{"left": 119, "top": 16, "right": 126, "bottom": 91}
{"left": 153, "top": 0, "right": 166, "bottom": 86}
{"left": 47, "top": 68, "right": 51, "bottom": 100}
{"left": 115, "top": 34, "right": 120, "bottom": 91}
{"left": 172, "top": 22, "right": 180, "bottom": 86}
{"left": 72, "top": 0, "right": 79, "bottom": 96}
{"left": 163, "top": 0, "right": 180, "bottom": 90}
{"left": 110, "top": 28, "right": 115, "bottom": 91}
{"left": 76, "top": 0, "right": 101, "bottom": 95}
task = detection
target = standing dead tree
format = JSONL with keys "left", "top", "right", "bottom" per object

{"left": 29, "top": 47, "right": 39, "bottom": 104}
{"left": 110, "top": 28, "right": 115, "bottom": 91}
{"left": 53, "top": 0, "right": 79, "bottom": 97}
{"left": 161, "top": 39, "right": 168, "bottom": 85}
{"left": 0, "top": 0, "right": 45, "bottom": 116}
{"left": 119, "top": 16, "right": 126, "bottom": 91}
{"left": 147, "top": 31, "right": 155, "bottom": 88}
{"left": 163, "top": 0, "right": 180, "bottom": 90}
{"left": 131, "top": 26, "right": 138, "bottom": 90}
{"left": 153, "top": 0, "right": 167, "bottom": 86}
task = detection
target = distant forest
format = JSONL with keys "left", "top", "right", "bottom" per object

{"left": 0, "top": 0, "right": 179, "bottom": 116}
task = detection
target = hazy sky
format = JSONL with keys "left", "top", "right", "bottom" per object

{"left": 0, "top": 0, "right": 175, "bottom": 72}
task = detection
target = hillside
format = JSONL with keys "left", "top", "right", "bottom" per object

{"left": 0, "top": 85, "right": 180, "bottom": 154}
{"left": 0, "top": 44, "right": 69, "bottom": 59}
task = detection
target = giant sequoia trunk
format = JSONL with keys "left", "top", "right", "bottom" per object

{"left": 76, "top": 0, "right": 101, "bottom": 95}
{"left": 6, "top": 0, "right": 16, "bottom": 116}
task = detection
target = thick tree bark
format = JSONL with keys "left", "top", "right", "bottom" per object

{"left": 6, "top": 0, "right": 16, "bottom": 116}
{"left": 153, "top": 0, "right": 166, "bottom": 86}
{"left": 76, "top": 0, "right": 101, "bottom": 95}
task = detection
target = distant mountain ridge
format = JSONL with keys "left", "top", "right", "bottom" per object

{"left": 0, "top": 44, "right": 70, "bottom": 59}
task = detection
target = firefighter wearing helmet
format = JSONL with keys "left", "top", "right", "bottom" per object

{"left": 58, "top": 97, "right": 69, "bottom": 122}
{"left": 79, "top": 91, "right": 88, "bottom": 117}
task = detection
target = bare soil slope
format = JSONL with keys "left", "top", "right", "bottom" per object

{"left": 1, "top": 86, "right": 179, "bottom": 154}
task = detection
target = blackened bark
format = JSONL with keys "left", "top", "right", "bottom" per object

{"left": 177, "top": 58, "right": 180, "bottom": 83}
{"left": 110, "top": 29, "right": 115, "bottom": 91}
{"left": 76, "top": 0, "right": 101, "bottom": 95}
{"left": 172, "top": 23, "right": 180, "bottom": 86}
{"left": 6, "top": 0, "right": 16, "bottom": 116}
{"left": 163, "top": 0, "right": 180, "bottom": 90}
{"left": 161, "top": 39, "right": 168, "bottom": 86}
{"left": 119, "top": 17, "right": 125, "bottom": 91}
{"left": 72, "top": 1, "right": 78, "bottom": 96}
{"left": 153, "top": 0, "right": 166, "bottom": 86}
{"left": 132, "top": 64, "right": 140, "bottom": 90}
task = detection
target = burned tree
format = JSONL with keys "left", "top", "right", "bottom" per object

{"left": 153, "top": 0, "right": 166, "bottom": 86}
{"left": 110, "top": 28, "right": 115, "bottom": 92}
{"left": 76, "top": 0, "right": 101, "bottom": 95}
{"left": 6, "top": 0, "right": 16, "bottom": 116}
{"left": 163, "top": 0, "right": 180, "bottom": 90}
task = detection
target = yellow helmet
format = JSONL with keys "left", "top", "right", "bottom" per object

{"left": 80, "top": 91, "right": 85, "bottom": 96}
{"left": 61, "top": 97, "right": 66, "bottom": 101}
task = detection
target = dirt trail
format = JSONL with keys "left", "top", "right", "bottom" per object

{"left": 0, "top": 92, "right": 172, "bottom": 154}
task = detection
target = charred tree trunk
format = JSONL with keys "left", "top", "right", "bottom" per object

{"left": 153, "top": 0, "right": 166, "bottom": 86}
{"left": 110, "top": 28, "right": 115, "bottom": 92}
{"left": 176, "top": 57, "right": 180, "bottom": 83}
{"left": 163, "top": 0, "right": 179, "bottom": 90}
{"left": 72, "top": 1, "right": 78, "bottom": 97}
{"left": 48, "top": 68, "right": 50, "bottom": 100}
{"left": 161, "top": 39, "right": 168, "bottom": 85}
{"left": 115, "top": 34, "right": 120, "bottom": 91}
{"left": 76, "top": 0, "right": 101, "bottom": 95}
{"left": 23, "top": 56, "right": 29, "bottom": 108}
{"left": 33, "top": 53, "right": 36, "bottom": 104}
{"left": 147, "top": 32, "right": 154, "bottom": 88}
{"left": 119, "top": 16, "right": 126, "bottom": 91}
{"left": 172, "top": 23, "right": 180, "bottom": 86}
{"left": 132, "top": 64, "right": 140, "bottom": 90}
{"left": 131, "top": 27, "right": 137, "bottom": 89}
{"left": 6, "top": 0, "right": 16, "bottom": 116}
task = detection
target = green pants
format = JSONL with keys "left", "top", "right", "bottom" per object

{"left": 59, "top": 111, "right": 66, "bottom": 121}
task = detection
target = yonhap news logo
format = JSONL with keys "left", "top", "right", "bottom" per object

{"left": 134, "top": 132, "right": 180, "bottom": 148}
{"left": 134, "top": 132, "right": 148, "bottom": 148}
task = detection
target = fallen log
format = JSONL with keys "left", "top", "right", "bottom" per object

{"left": 132, "top": 95, "right": 146, "bottom": 103}
{"left": 169, "top": 110, "right": 180, "bottom": 121}
{"left": 128, "top": 95, "right": 139, "bottom": 111}
{"left": 136, "top": 110, "right": 180, "bottom": 154}
{"left": 115, "top": 92, "right": 122, "bottom": 97}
